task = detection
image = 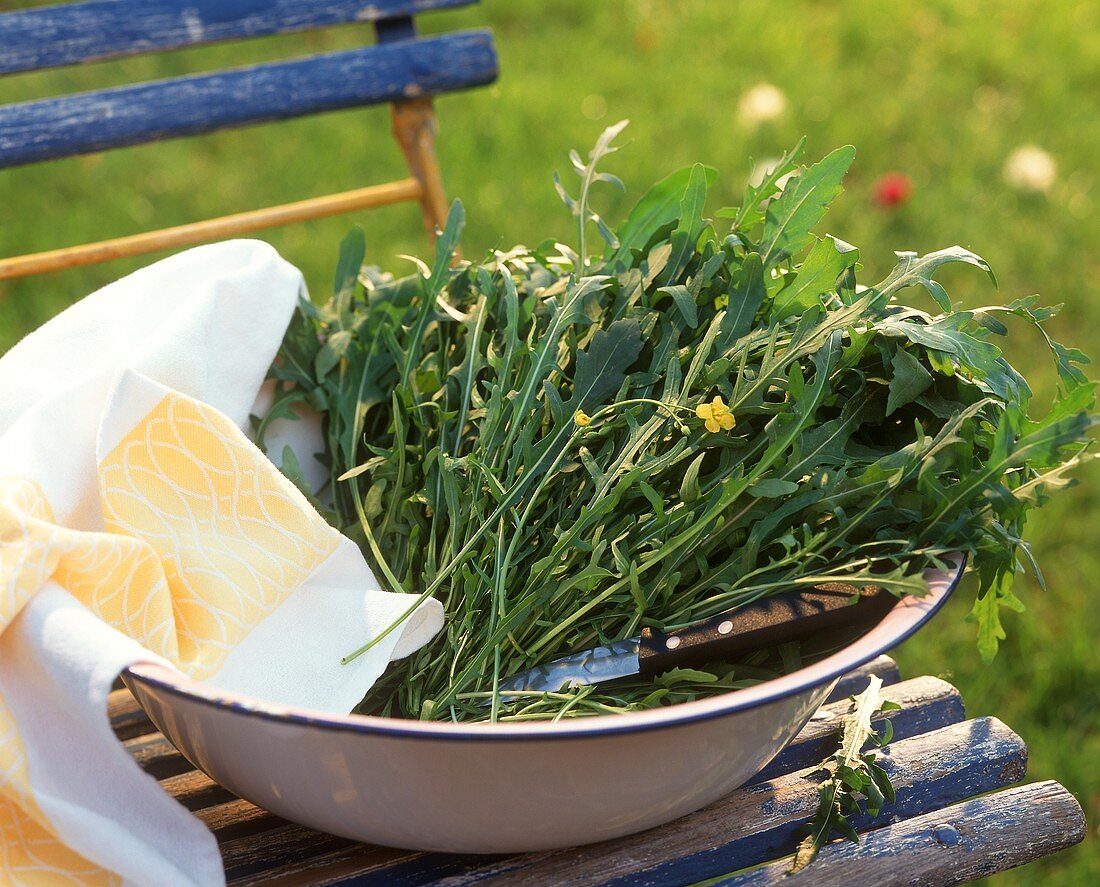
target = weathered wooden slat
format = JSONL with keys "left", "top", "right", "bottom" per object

{"left": 230, "top": 842, "right": 479, "bottom": 887}
{"left": 231, "top": 848, "right": 496, "bottom": 887}
{"left": 196, "top": 797, "right": 292, "bottom": 844}
{"left": 123, "top": 731, "right": 192, "bottom": 780}
{"left": 211, "top": 801, "right": 490, "bottom": 884}
{"left": 0, "top": 30, "right": 498, "bottom": 168}
{"left": 108, "top": 685, "right": 154, "bottom": 741}
{"left": 158, "top": 769, "right": 237, "bottom": 812}
{"left": 0, "top": 0, "right": 478, "bottom": 76}
{"left": 220, "top": 823, "right": 358, "bottom": 881}
{"left": 714, "top": 780, "right": 1085, "bottom": 886}
{"left": 824, "top": 655, "right": 900, "bottom": 703}
{"left": 235, "top": 715, "right": 1017, "bottom": 887}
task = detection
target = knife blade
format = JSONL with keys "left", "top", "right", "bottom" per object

{"left": 494, "top": 583, "right": 894, "bottom": 697}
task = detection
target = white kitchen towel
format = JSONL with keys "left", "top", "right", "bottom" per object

{"left": 0, "top": 241, "right": 443, "bottom": 885}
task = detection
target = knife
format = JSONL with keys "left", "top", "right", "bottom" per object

{"left": 494, "top": 583, "right": 895, "bottom": 696}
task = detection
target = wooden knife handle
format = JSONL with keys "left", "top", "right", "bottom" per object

{"left": 637, "top": 584, "right": 894, "bottom": 677}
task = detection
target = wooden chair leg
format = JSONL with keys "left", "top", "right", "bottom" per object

{"left": 390, "top": 97, "right": 450, "bottom": 241}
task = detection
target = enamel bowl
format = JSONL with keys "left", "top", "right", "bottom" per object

{"left": 124, "top": 561, "right": 963, "bottom": 854}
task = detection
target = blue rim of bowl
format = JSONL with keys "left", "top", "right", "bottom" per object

{"left": 124, "top": 555, "right": 966, "bottom": 742}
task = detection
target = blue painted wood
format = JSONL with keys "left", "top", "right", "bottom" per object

{"left": 824, "top": 654, "right": 900, "bottom": 703}
{"left": 714, "top": 781, "right": 1085, "bottom": 886}
{"left": 0, "top": 0, "right": 478, "bottom": 76}
{"left": 595, "top": 717, "right": 1027, "bottom": 887}
{"left": 0, "top": 30, "right": 497, "bottom": 168}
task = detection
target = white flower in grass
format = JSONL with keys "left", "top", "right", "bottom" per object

{"left": 739, "top": 83, "right": 788, "bottom": 127}
{"left": 1003, "top": 145, "right": 1057, "bottom": 194}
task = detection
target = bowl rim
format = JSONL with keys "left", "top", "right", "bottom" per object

{"left": 124, "top": 556, "right": 965, "bottom": 742}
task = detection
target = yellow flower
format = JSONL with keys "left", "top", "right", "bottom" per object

{"left": 696, "top": 395, "right": 735, "bottom": 433}
{"left": 714, "top": 293, "right": 729, "bottom": 310}
{"left": 574, "top": 409, "right": 592, "bottom": 427}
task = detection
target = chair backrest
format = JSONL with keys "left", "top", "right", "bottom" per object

{"left": 0, "top": 0, "right": 498, "bottom": 279}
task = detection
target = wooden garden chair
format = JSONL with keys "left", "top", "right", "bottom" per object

{"left": 0, "top": 0, "right": 498, "bottom": 279}
{"left": 1, "top": 2, "right": 1087, "bottom": 883}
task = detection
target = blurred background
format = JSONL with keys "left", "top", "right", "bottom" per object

{"left": 1, "top": 0, "right": 1096, "bottom": 882}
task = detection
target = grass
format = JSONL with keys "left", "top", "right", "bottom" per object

{"left": 1, "top": 0, "right": 1096, "bottom": 881}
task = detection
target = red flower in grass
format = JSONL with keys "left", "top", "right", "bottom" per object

{"left": 873, "top": 172, "right": 912, "bottom": 208}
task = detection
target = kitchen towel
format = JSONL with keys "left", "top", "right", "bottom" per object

{"left": 0, "top": 241, "right": 443, "bottom": 885}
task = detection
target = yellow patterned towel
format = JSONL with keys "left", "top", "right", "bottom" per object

{"left": 0, "top": 242, "right": 443, "bottom": 886}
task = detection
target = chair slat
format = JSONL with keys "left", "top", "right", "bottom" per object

{"left": 824, "top": 654, "right": 900, "bottom": 703}
{"left": 196, "top": 797, "right": 291, "bottom": 844}
{"left": 0, "top": 0, "right": 478, "bottom": 76}
{"left": 220, "top": 823, "right": 356, "bottom": 882}
{"left": 107, "top": 684, "right": 156, "bottom": 741}
{"left": 0, "top": 29, "right": 497, "bottom": 169}
{"left": 124, "top": 731, "right": 192, "bottom": 780}
{"left": 158, "top": 769, "right": 237, "bottom": 812}
{"left": 716, "top": 780, "right": 1085, "bottom": 887}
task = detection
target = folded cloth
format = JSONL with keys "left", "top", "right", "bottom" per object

{"left": 0, "top": 242, "right": 444, "bottom": 886}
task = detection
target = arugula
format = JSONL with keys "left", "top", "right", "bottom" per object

{"left": 264, "top": 124, "right": 1095, "bottom": 725}
{"left": 790, "top": 676, "right": 900, "bottom": 874}
{"left": 759, "top": 145, "right": 856, "bottom": 268}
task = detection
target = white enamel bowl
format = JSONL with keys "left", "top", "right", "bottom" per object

{"left": 124, "top": 561, "right": 963, "bottom": 854}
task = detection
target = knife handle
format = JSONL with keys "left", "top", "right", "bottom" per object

{"left": 637, "top": 584, "right": 895, "bottom": 677}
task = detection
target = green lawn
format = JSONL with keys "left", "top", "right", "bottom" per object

{"left": 1, "top": 1, "right": 1097, "bottom": 882}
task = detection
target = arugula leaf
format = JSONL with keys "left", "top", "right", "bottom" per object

{"left": 610, "top": 165, "right": 718, "bottom": 264}
{"left": 873, "top": 246, "right": 997, "bottom": 311}
{"left": 657, "top": 284, "right": 699, "bottom": 328}
{"left": 720, "top": 137, "right": 807, "bottom": 230}
{"left": 566, "top": 318, "right": 645, "bottom": 413}
{"left": 769, "top": 235, "right": 859, "bottom": 321}
{"left": 749, "top": 478, "right": 801, "bottom": 497}
{"left": 759, "top": 145, "right": 856, "bottom": 269}
{"left": 791, "top": 676, "right": 897, "bottom": 874}
{"left": 430, "top": 201, "right": 466, "bottom": 291}
{"left": 968, "top": 569, "right": 1026, "bottom": 663}
{"left": 719, "top": 252, "right": 766, "bottom": 349}
{"left": 333, "top": 226, "right": 366, "bottom": 324}
{"left": 562, "top": 119, "right": 629, "bottom": 263}
{"left": 265, "top": 129, "right": 1096, "bottom": 729}
{"left": 660, "top": 163, "right": 711, "bottom": 284}
{"left": 877, "top": 313, "right": 1018, "bottom": 400}
{"left": 886, "top": 346, "right": 933, "bottom": 416}
{"left": 315, "top": 329, "right": 353, "bottom": 380}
